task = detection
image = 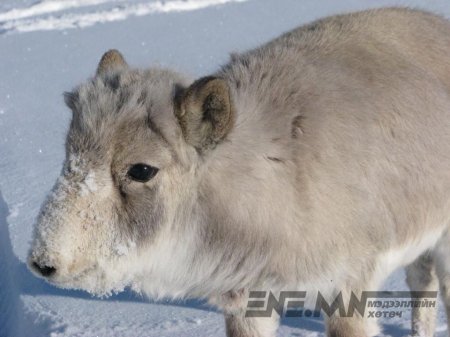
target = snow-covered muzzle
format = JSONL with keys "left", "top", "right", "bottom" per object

{"left": 28, "top": 151, "right": 198, "bottom": 299}
{"left": 27, "top": 117, "right": 195, "bottom": 297}
{"left": 28, "top": 155, "right": 145, "bottom": 296}
{"left": 27, "top": 55, "right": 201, "bottom": 299}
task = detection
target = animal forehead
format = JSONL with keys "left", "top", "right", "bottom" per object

{"left": 65, "top": 68, "right": 189, "bottom": 170}
{"left": 67, "top": 114, "right": 167, "bottom": 164}
{"left": 68, "top": 71, "right": 181, "bottom": 147}
{"left": 74, "top": 78, "right": 156, "bottom": 123}
{"left": 71, "top": 68, "right": 185, "bottom": 123}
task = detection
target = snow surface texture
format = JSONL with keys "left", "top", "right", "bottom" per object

{"left": 0, "top": 0, "right": 247, "bottom": 33}
{"left": 0, "top": 0, "right": 449, "bottom": 336}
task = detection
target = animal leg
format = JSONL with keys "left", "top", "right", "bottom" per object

{"left": 326, "top": 316, "right": 369, "bottom": 337}
{"left": 217, "top": 290, "right": 279, "bottom": 337}
{"left": 434, "top": 229, "right": 450, "bottom": 332}
{"left": 406, "top": 253, "right": 439, "bottom": 337}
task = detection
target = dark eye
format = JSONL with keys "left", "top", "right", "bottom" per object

{"left": 127, "top": 164, "right": 159, "bottom": 183}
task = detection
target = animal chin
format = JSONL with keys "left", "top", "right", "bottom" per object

{"left": 47, "top": 264, "right": 97, "bottom": 290}
{"left": 68, "top": 267, "right": 130, "bottom": 297}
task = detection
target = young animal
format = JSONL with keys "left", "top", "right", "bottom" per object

{"left": 29, "top": 7, "right": 450, "bottom": 337}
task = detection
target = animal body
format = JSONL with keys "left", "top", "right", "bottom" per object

{"left": 29, "top": 7, "right": 450, "bottom": 337}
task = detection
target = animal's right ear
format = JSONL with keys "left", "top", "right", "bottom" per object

{"left": 96, "top": 49, "right": 128, "bottom": 76}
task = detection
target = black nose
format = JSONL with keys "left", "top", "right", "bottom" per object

{"left": 32, "top": 261, "right": 56, "bottom": 277}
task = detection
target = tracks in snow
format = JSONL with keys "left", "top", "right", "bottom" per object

{"left": 0, "top": 0, "right": 247, "bottom": 34}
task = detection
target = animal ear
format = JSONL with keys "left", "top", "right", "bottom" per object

{"left": 96, "top": 49, "right": 128, "bottom": 76}
{"left": 175, "top": 76, "right": 235, "bottom": 152}
{"left": 64, "top": 91, "right": 79, "bottom": 112}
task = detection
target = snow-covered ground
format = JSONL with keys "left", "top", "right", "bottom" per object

{"left": 0, "top": 0, "right": 449, "bottom": 336}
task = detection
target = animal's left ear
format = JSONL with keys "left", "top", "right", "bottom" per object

{"left": 175, "top": 76, "right": 235, "bottom": 152}
{"left": 96, "top": 49, "right": 128, "bottom": 76}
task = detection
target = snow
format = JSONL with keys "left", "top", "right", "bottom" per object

{"left": 0, "top": 0, "right": 449, "bottom": 336}
{"left": 0, "top": 0, "right": 118, "bottom": 22}
{"left": 115, "top": 241, "right": 136, "bottom": 257}
{"left": 0, "top": 0, "right": 247, "bottom": 33}
{"left": 80, "top": 171, "right": 97, "bottom": 195}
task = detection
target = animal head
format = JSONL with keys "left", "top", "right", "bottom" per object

{"left": 28, "top": 50, "right": 236, "bottom": 297}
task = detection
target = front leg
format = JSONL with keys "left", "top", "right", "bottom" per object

{"left": 326, "top": 316, "right": 369, "bottom": 337}
{"left": 324, "top": 282, "right": 380, "bottom": 337}
{"left": 225, "top": 312, "right": 279, "bottom": 337}
{"left": 214, "top": 290, "right": 279, "bottom": 337}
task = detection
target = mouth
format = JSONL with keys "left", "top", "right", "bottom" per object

{"left": 28, "top": 250, "right": 133, "bottom": 297}
{"left": 28, "top": 260, "right": 92, "bottom": 291}
{"left": 27, "top": 255, "right": 86, "bottom": 289}
{"left": 27, "top": 258, "right": 77, "bottom": 290}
